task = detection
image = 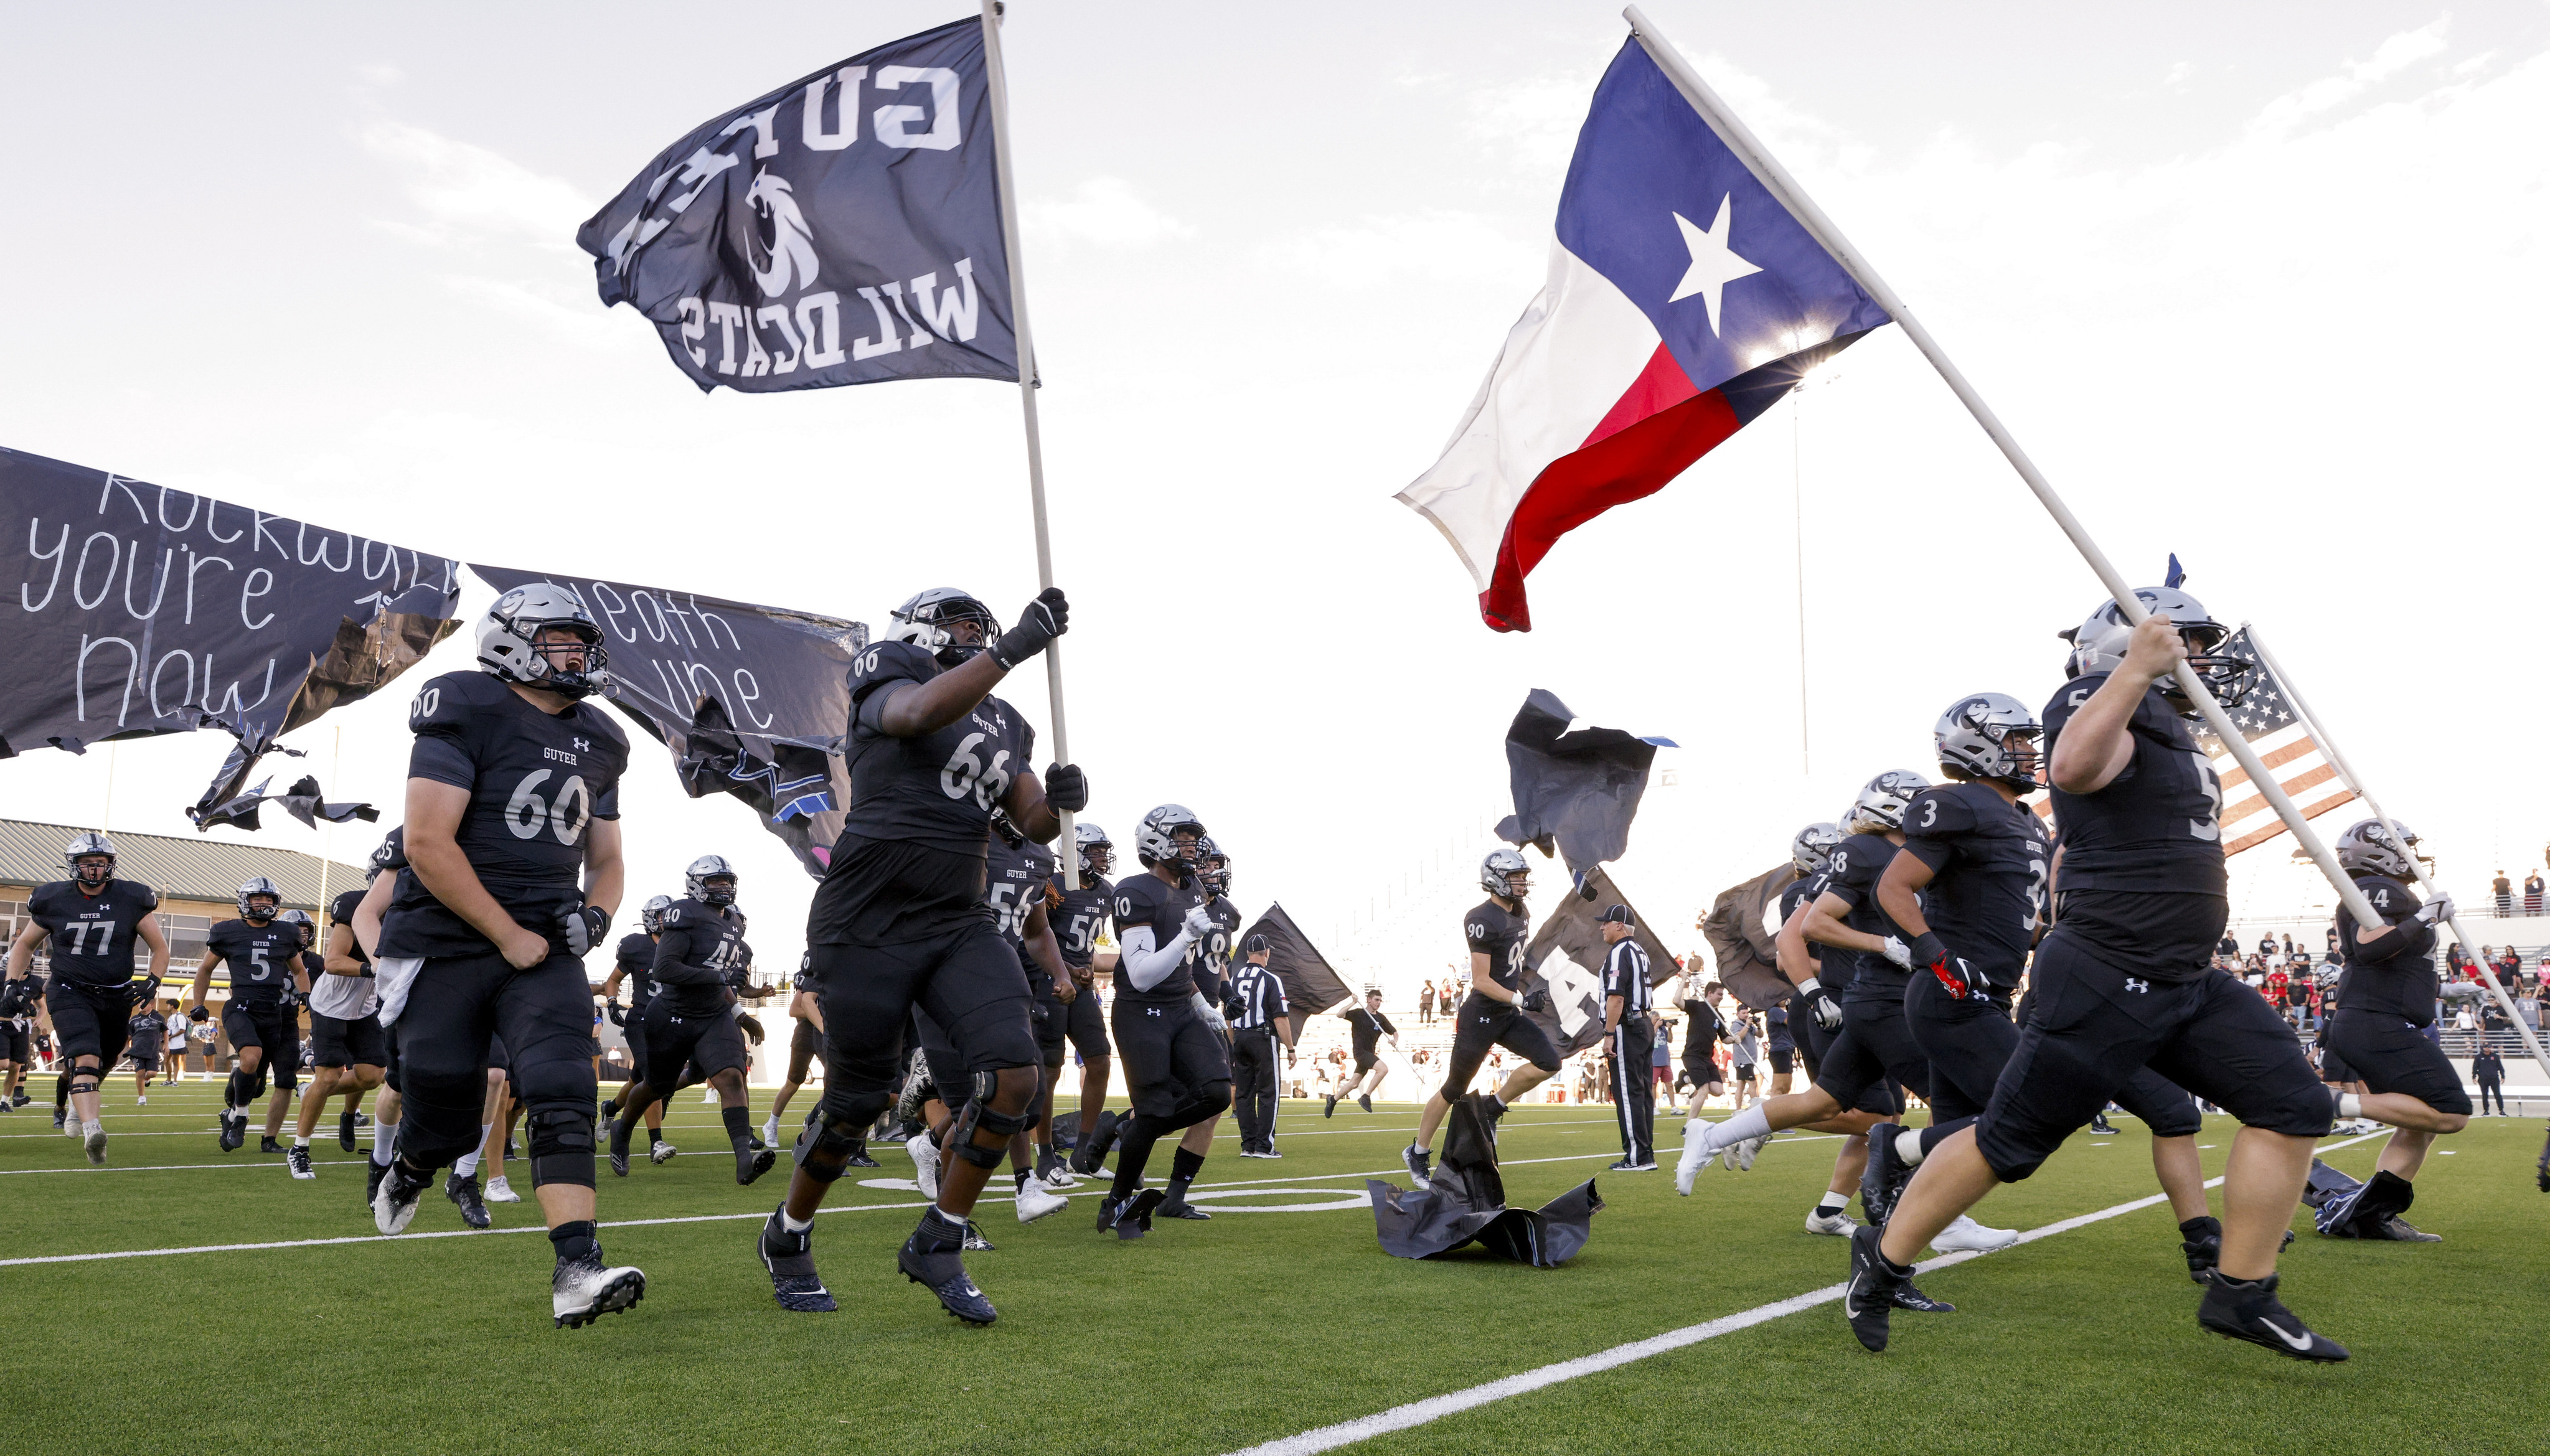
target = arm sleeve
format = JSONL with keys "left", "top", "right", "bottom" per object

{"left": 1117, "top": 925, "right": 1191, "bottom": 992}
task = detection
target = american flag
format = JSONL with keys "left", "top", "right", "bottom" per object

{"left": 2191, "top": 627, "right": 2356, "bottom": 857}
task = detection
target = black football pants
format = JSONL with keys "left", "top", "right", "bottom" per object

{"left": 1609, "top": 1018, "right": 1656, "bottom": 1164}
{"left": 392, "top": 949, "right": 598, "bottom": 1188}
{"left": 1230, "top": 1027, "right": 1283, "bottom": 1153}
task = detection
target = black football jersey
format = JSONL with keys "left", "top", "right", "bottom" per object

{"left": 1817, "top": 834, "right": 1906, "bottom": 1003}
{"left": 1899, "top": 782, "right": 2048, "bottom": 992}
{"left": 1194, "top": 897, "right": 1243, "bottom": 1002}
{"left": 651, "top": 898, "right": 745, "bottom": 1017}
{"left": 614, "top": 932, "right": 658, "bottom": 1007}
{"left": 29, "top": 880, "right": 158, "bottom": 987}
{"left": 1112, "top": 871, "right": 1204, "bottom": 1003}
{"left": 207, "top": 918, "right": 303, "bottom": 1005}
{"left": 1464, "top": 898, "right": 1532, "bottom": 995}
{"left": 387, "top": 670, "right": 628, "bottom": 957}
{"left": 128, "top": 1010, "right": 166, "bottom": 1047}
{"left": 986, "top": 838, "right": 1058, "bottom": 951}
{"left": 328, "top": 889, "right": 372, "bottom": 968}
{"left": 2041, "top": 676, "right": 2226, "bottom": 898}
{"left": 839, "top": 641, "right": 1037, "bottom": 855}
{"left": 1778, "top": 873, "right": 1824, "bottom": 977}
{"left": 2335, "top": 874, "right": 2440, "bottom": 1025}
{"left": 1051, "top": 875, "right": 1114, "bottom": 969}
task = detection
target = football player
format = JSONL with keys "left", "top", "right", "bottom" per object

{"left": 185, "top": 877, "right": 306, "bottom": 1153}
{"left": 291, "top": 862, "right": 391, "bottom": 1180}
{"left": 982, "top": 819, "right": 1072, "bottom": 1221}
{"left": 598, "top": 896, "right": 675, "bottom": 1162}
{"left": 1400, "top": 850, "right": 1564, "bottom": 1191}
{"left": 757, "top": 586, "right": 1078, "bottom": 1325}
{"left": 763, "top": 952, "right": 826, "bottom": 1150}
{"left": 1098, "top": 805, "right": 1238, "bottom": 1233}
{"left": 3, "top": 832, "right": 170, "bottom": 1164}
{"left": 1767, "top": 820, "right": 1879, "bottom": 1234}
{"left": 253, "top": 908, "right": 321, "bottom": 1152}
{"left": 347, "top": 830, "right": 408, "bottom": 1209}
{"left": 1851, "top": 595, "right": 2346, "bottom": 1361}
{"left": 369, "top": 583, "right": 643, "bottom": 1328}
{"left": 608, "top": 856, "right": 772, "bottom": 1187}
{"left": 1055, "top": 823, "right": 1120, "bottom": 1178}
{"left": 2313, "top": 820, "right": 2466, "bottom": 1241}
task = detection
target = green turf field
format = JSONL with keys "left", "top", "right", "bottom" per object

{"left": 4, "top": 1083, "right": 2544, "bottom": 1455}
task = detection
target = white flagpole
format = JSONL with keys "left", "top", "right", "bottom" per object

{"left": 2246, "top": 628, "right": 2550, "bottom": 1091}
{"left": 1621, "top": 6, "right": 2389, "bottom": 934}
{"left": 979, "top": 0, "right": 1079, "bottom": 889}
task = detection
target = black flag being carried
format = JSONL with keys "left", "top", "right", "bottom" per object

{"left": 578, "top": 18, "right": 1015, "bottom": 393}
{"left": 469, "top": 564, "right": 865, "bottom": 878}
{"left": 1520, "top": 867, "right": 1674, "bottom": 1057}
{"left": 1495, "top": 688, "right": 1674, "bottom": 877}
{"left": 1234, "top": 903, "right": 1353, "bottom": 1041}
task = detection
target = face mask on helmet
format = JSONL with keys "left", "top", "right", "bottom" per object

{"left": 280, "top": 911, "right": 314, "bottom": 948}
{"left": 64, "top": 832, "right": 116, "bottom": 888}
{"left": 888, "top": 589, "right": 1002, "bottom": 670}
{"left": 2059, "top": 588, "right": 2254, "bottom": 711}
{"left": 639, "top": 895, "right": 675, "bottom": 935}
{"left": 2335, "top": 819, "right": 2422, "bottom": 880}
{"left": 1135, "top": 805, "right": 1208, "bottom": 875}
{"left": 1791, "top": 822, "right": 1844, "bottom": 875}
{"left": 1076, "top": 827, "right": 1114, "bottom": 878}
{"left": 1934, "top": 695, "right": 2043, "bottom": 791}
{"left": 1480, "top": 849, "right": 1531, "bottom": 901}
{"left": 238, "top": 878, "right": 283, "bottom": 921}
{"left": 1842, "top": 771, "right": 1931, "bottom": 835}
{"left": 478, "top": 585, "right": 609, "bottom": 699}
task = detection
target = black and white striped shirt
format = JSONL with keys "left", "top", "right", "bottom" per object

{"left": 1602, "top": 939, "right": 1652, "bottom": 1015}
{"left": 1228, "top": 964, "right": 1287, "bottom": 1031}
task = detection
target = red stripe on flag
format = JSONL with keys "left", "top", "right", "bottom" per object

{"left": 2219, "top": 763, "right": 2340, "bottom": 828}
{"left": 2223, "top": 788, "right": 2359, "bottom": 857}
{"left": 1480, "top": 385, "right": 1740, "bottom": 632}
{"left": 1581, "top": 342, "right": 1702, "bottom": 450}
{"left": 2216, "top": 735, "right": 2318, "bottom": 792}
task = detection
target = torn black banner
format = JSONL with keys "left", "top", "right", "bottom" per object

{"left": 1520, "top": 865, "right": 1678, "bottom": 1057}
{"left": 191, "top": 774, "right": 378, "bottom": 835}
{"left": 1494, "top": 688, "right": 1673, "bottom": 877}
{"left": 1368, "top": 1094, "right": 1599, "bottom": 1266}
{"left": 468, "top": 563, "right": 865, "bottom": 878}
{"left": 1235, "top": 902, "right": 1353, "bottom": 1040}
{"left": 1, "top": 445, "right": 459, "bottom": 763}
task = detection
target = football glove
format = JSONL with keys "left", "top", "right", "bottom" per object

{"left": 1518, "top": 987, "right": 1551, "bottom": 1013}
{"left": 1043, "top": 762, "right": 1089, "bottom": 813}
{"left": 2411, "top": 892, "right": 2455, "bottom": 928}
{"left": 990, "top": 587, "right": 1069, "bottom": 669}
{"left": 1189, "top": 992, "right": 1228, "bottom": 1035}
{"left": 1795, "top": 977, "right": 1843, "bottom": 1031}
{"left": 558, "top": 904, "right": 611, "bottom": 957}
{"left": 604, "top": 1002, "right": 626, "bottom": 1026}
{"left": 1880, "top": 936, "right": 1914, "bottom": 970}
{"left": 126, "top": 975, "right": 162, "bottom": 1010}
{"left": 188, "top": 1003, "right": 211, "bottom": 1022}
{"left": 0, "top": 982, "right": 26, "bottom": 1017}
{"left": 1182, "top": 904, "right": 1218, "bottom": 939}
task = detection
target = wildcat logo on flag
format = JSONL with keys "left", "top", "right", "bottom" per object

{"left": 576, "top": 17, "right": 1017, "bottom": 393}
{"left": 1398, "top": 35, "right": 1891, "bottom": 631}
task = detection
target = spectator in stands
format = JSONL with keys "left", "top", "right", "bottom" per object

{"left": 2265, "top": 961, "right": 2290, "bottom": 1008}
{"left": 2218, "top": 932, "right": 2240, "bottom": 960}
{"left": 2526, "top": 870, "right": 2544, "bottom": 916}
{"left": 1417, "top": 980, "right": 1435, "bottom": 1025}
{"left": 2493, "top": 869, "right": 2513, "bottom": 917}
{"left": 2257, "top": 932, "right": 2277, "bottom": 959}
{"left": 2280, "top": 932, "right": 2295, "bottom": 957}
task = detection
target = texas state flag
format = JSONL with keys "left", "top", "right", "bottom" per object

{"left": 1399, "top": 37, "right": 1891, "bottom": 632}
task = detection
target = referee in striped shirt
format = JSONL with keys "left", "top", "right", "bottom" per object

{"left": 1600, "top": 905, "right": 1657, "bottom": 1171}
{"left": 1225, "top": 936, "right": 1292, "bottom": 1158}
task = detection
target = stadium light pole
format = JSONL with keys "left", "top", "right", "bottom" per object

{"left": 1623, "top": 6, "right": 2393, "bottom": 937}
{"left": 2247, "top": 628, "right": 2550, "bottom": 1087}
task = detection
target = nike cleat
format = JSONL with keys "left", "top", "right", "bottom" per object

{"left": 1040, "top": 1164, "right": 1081, "bottom": 1189}
{"left": 484, "top": 1175, "right": 522, "bottom": 1203}
{"left": 83, "top": 1124, "right": 106, "bottom": 1166}
{"left": 897, "top": 1234, "right": 995, "bottom": 1325}
{"left": 1674, "top": 1122, "right": 1713, "bottom": 1196}
{"left": 552, "top": 1252, "right": 646, "bottom": 1330}
{"left": 1015, "top": 1180, "right": 1068, "bottom": 1224}
{"left": 649, "top": 1140, "right": 678, "bottom": 1165}
{"left": 2197, "top": 1274, "right": 2348, "bottom": 1362}
{"left": 1731, "top": 1135, "right": 1764, "bottom": 1173}
{"left": 1607, "top": 1159, "right": 1657, "bottom": 1172}
{"left": 908, "top": 1132, "right": 941, "bottom": 1201}
{"left": 372, "top": 1163, "right": 430, "bottom": 1236}
{"left": 1930, "top": 1214, "right": 2019, "bottom": 1254}
{"left": 287, "top": 1145, "right": 314, "bottom": 1180}
{"left": 339, "top": 1110, "right": 360, "bottom": 1152}
{"left": 759, "top": 1207, "right": 836, "bottom": 1313}
{"left": 735, "top": 1145, "right": 776, "bottom": 1186}
{"left": 846, "top": 1147, "right": 881, "bottom": 1169}
{"left": 52, "top": 1106, "right": 66, "bottom": 1130}
{"left": 1860, "top": 1124, "right": 1909, "bottom": 1228}
{"left": 445, "top": 1172, "right": 491, "bottom": 1229}
{"left": 1804, "top": 1207, "right": 1860, "bottom": 1237}
{"left": 1401, "top": 1144, "right": 1434, "bottom": 1191}
{"left": 761, "top": 1115, "right": 780, "bottom": 1148}
{"left": 962, "top": 1221, "right": 995, "bottom": 1252}
{"left": 1893, "top": 1283, "right": 1956, "bottom": 1313}
{"left": 2088, "top": 1115, "right": 2117, "bottom": 1135}
{"left": 1845, "top": 1224, "right": 1906, "bottom": 1352}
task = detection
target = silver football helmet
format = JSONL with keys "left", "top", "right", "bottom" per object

{"left": 1791, "top": 822, "right": 1844, "bottom": 876}
{"left": 1934, "top": 694, "right": 2043, "bottom": 790}
{"left": 684, "top": 854, "right": 740, "bottom": 907}
{"left": 2059, "top": 586, "right": 2252, "bottom": 708}
{"left": 1197, "top": 837, "right": 1232, "bottom": 896}
{"left": 1842, "top": 771, "right": 1931, "bottom": 835}
{"left": 63, "top": 831, "right": 116, "bottom": 886}
{"left": 476, "top": 581, "right": 608, "bottom": 699}
{"left": 1074, "top": 822, "right": 1114, "bottom": 878}
{"left": 1480, "top": 848, "right": 1531, "bottom": 900}
{"left": 278, "top": 908, "right": 315, "bottom": 948}
{"left": 639, "top": 894, "right": 676, "bottom": 934}
{"left": 885, "top": 588, "right": 1001, "bottom": 669}
{"left": 2334, "top": 819, "right": 2421, "bottom": 880}
{"left": 237, "top": 876, "right": 283, "bottom": 921}
{"left": 1136, "top": 804, "right": 1207, "bottom": 873}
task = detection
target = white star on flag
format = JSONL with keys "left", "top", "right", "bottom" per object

{"left": 1670, "top": 195, "right": 1760, "bottom": 336}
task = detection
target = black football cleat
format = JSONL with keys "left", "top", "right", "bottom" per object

{"left": 364, "top": 1158, "right": 390, "bottom": 1210}
{"left": 1891, "top": 1283, "right": 1955, "bottom": 1313}
{"left": 1859, "top": 1124, "right": 1911, "bottom": 1228}
{"left": 372, "top": 1163, "right": 431, "bottom": 1236}
{"left": 1323, "top": 1094, "right": 1339, "bottom": 1119}
{"left": 552, "top": 1252, "right": 646, "bottom": 1330}
{"left": 259, "top": 1135, "right": 282, "bottom": 1155}
{"left": 2197, "top": 1274, "right": 2348, "bottom": 1362}
{"left": 847, "top": 1147, "right": 881, "bottom": 1168}
{"left": 444, "top": 1172, "right": 491, "bottom": 1229}
{"left": 608, "top": 1119, "right": 632, "bottom": 1178}
{"left": 1845, "top": 1224, "right": 1907, "bottom": 1352}
{"left": 758, "top": 1207, "right": 836, "bottom": 1313}
{"left": 219, "top": 1112, "right": 245, "bottom": 1152}
{"left": 337, "top": 1110, "right": 359, "bottom": 1153}
{"left": 1103, "top": 1188, "right": 1165, "bottom": 1241}
{"left": 1402, "top": 1143, "right": 1434, "bottom": 1191}
{"left": 898, "top": 1231, "right": 996, "bottom": 1325}
{"left": 1358, "top": 1093, "right": 1373, "bottom": 1113}
{"left": 2361, "top": 1215, "right": 2440, "bottom": 1242}
{"left": 736, "top": 1145, "right": 776, "bottom": 1186}
{"left": 1157, "top": 1199, "right": 1211, "bottom": 1221}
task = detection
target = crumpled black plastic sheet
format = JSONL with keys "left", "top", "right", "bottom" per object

{"left": 1368, "top": 1094, "right": 1601, "bottom": 1267}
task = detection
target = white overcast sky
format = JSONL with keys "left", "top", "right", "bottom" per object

{"left": 4, "top": 2, "right": 2546, "bottom": 972}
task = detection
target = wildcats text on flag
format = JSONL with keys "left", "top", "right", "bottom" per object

{"left": 577, "top": 18, "right": 1015, "bottom": 393}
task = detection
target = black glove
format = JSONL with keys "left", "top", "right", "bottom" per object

{"left": 1043, "top": 762, "right": 1088, "bottom": 813}
{"left": 605, "top": 1002, "right": 626, "bottom": 1026}
{"left": 188, "top": 1003, "right": 211, "bottom": 1023}
{"left": 1519, "top": 987, "right": 1551, "bottom": 1013}
{"left": 558, "top": 904, "right": 611, "bottom": 957}
{"left": 126, "top": 976, "right": 161, "bottom": 1010}
{"left": 1029, "top": 1000, "right": 1050, "bottom": 1024}
{"left": 990, "top": 587, "right": 1068, "bottom": 669}
{"left": 0, "top": 982, "right": 26, "bottom": 1017}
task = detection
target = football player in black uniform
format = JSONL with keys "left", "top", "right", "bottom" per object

{"left": 2313, "top": 819, "right": 2465, "bottom": 1241}
{"left": 253, "top": 908, "right": 322, "bottom": 1152}
{"left": 1851, "top": 594, "right": 2346, "bottom": 1361}
{"left": 608, "top": 857, "right": 771, "bottom": 1186}
{"left": 1766, "top": 821, "right": 1884, "bottom": 1233}
{"left": 291, "top": 871, "right": 390, "bottom": 1180}
{"left": 347, "top": 830, "right": 408, "bottom": 1207}
{"left": 4, "top": 832, "right": 169, "bottom": 1165}
{"left": 598, "top": 895, "right": 675, "bottom": 1161}
{"left": 1098, "top": 805, "right": 1237, "bottom": 1233}
{"left": 369, "top": 583, "right": 643, "bottom": 1328}
{"left": 1055, "top": 824, "right": 1119, "bottom": 1178}
{"left": 1401, "top": 850, "right": 1563, "bottom": 1191}
{"left": 983, "top": 821, "right": 1072, "bottom": 1221}
{"left": 757, "top": 585, "right": 1078, "bottom": 1325}
{"left": 186, "top": 877, "right": 307, "bottom": 1153}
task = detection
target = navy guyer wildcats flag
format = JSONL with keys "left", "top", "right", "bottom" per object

{"left": 577, "top": 17, "right": 1016, "bottom": 393}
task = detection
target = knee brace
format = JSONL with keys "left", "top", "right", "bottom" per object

{"left": 69, "top": 1060, "right": 101, "bottom": 1097}
{"left": 801, "top": 1105, "right": 887, "bottom": 1183}
{"left": 526, "top": 1106, "right": 597, "bottom": 1189}
{"left": 946, "top": 1071, "right": 1038, "bottom": 1170}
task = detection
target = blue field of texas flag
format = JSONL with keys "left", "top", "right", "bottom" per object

{"left": 1399, "top": 36, "right": 1892, "bottom": 632}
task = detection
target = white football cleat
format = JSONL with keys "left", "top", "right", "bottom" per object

{"left": 484, "top": 1174, "right": 522, "bottom": 1204}
{"left": 1731, "top": 1135, "right": 1764, "bottom": 1172}
{"left": 908, "top": 1132, "right": 941, "bottom": 1201}
{"left": 1804, "top": 1206, "right": 1859, "bottom": 1236}
{"left": 649, "top": 1140, "right": 679, "bottom": 1165}
{"left": 1931, "top": 1213, "right": 2020, "bottom": 1254}
{"left": 552, "top": 1254, "right": 646, "bottom": 1329}
{"left": 1674, "top": 1122, "right": 1712, "bottom": 1196}
{"left": 1014, "top": 1179, "right": 1068, "bottom": 1223}
{"left": 761, "top": 1114, "right": 780, "bottom": 1147}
